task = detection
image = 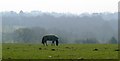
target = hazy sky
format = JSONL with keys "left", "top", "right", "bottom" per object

{"left": 0, "top": 0, "right": 119, "bottom": 14}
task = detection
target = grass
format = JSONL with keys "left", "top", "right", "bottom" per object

{"left": 2, "top": 43, "right": 119, "bottom": 59}
{"left": 0, "top": 43, "right": 2, "bottom": 60}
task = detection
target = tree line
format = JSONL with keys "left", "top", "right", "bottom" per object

{"left": 2, "top": 27, "right": 118, "bottom": 44}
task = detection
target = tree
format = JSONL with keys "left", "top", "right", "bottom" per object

{"left": 85, "top": 38, "right": 99, "bottom": 44}
{"left": 75, "top": 38, "right": 99, "bottom": 44}
{"left": 109, "top": 37, "right": 117, "bottom": 44}
{"left": 13, "top": 27, "right": 47, "bottom": 43}
{"left": 30, "top": 27, "right": 47, "bottom": 43}
{"left": 13, "top": 28, "right": 34, "bottom": 43}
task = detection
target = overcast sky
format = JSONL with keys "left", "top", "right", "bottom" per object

{"left": 0, "top": 0, "right": 119, "bottom": 14}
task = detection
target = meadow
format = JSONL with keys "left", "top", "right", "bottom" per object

{"left": 2, "top": 43, "right": 119, "bottom": 59}
{"left": 0, "top": 43, "right": 2, "bottom": 60}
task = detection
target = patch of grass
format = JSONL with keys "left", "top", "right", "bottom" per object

{"left": 2, "top": 43, "right": 118, "bottom": 59}
{"left": 0, "top": 43, "right": 2, "bottom": 60}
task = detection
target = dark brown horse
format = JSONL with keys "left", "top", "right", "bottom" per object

{"left": 42, "top": 34, "right": 59, "bottom": 46}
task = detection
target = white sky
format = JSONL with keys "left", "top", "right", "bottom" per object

{"left": 0, "top": 0, "right": 119, "bottom": 14}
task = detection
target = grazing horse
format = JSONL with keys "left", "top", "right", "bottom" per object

{"left": 42, "top": 34, "right": 59, "bottom": 46}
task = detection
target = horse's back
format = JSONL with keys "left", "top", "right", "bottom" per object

{"left": 43, "top": 35, "right": 58, "bottom": 40}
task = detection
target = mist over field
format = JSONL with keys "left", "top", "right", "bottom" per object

{"left": 1, "top": 11, "right": 118, "bottom": 44}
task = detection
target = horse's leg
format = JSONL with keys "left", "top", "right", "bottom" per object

{"left": 51, "top": 41, "right": 54, "bottom": 46}
{"left": 51, "top": 41, "right": 52, "bottom": 46}
{"left": 42, "top": 42, "right": 45, "bottom": 46}
{"left": 46, "top": 41, "right": 48, "bottom": 46}
{"left": 43, "top": 43, "right": 45, "bottom": 46}
{"left": 53, "top": 41, "right": 55, "bottom": 46}
{"left": 56, "top": 40, "right": 58, "bottom": 46}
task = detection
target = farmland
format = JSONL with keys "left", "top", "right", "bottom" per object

{"left": 2, "top": 43, "right": 119, "bottom": 59}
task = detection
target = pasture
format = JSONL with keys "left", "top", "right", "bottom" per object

{"left": 2, "top": 43, "right": 119, "bottom": 59}
{"left": 0, "top": 43, "right": 2, "bottom": 60}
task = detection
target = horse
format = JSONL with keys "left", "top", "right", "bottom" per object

{"left": 42, "top": 34, "right": 59, "bottom": 46}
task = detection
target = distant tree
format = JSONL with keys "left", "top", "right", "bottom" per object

{"left": 47, "top": 28, "right": 69, "bottom": 44}
{"left": 82, "top": 38, "right": 99, "bottom": 44}
{"left": 75, "top": 38, "right": 99, "bottom": 44}
{"left": 109, "top": 37, "right": 117, "bottom": 44}
{"left": 58, "top": 36, "right": 68, "bottom": 44}
{"left": 13, "top": 27, "right": 47, "bottom": 43}
{"left": 19, "top": 10, "right": 24, "bottom": 14}
{"left": 2, "top": 32, "right": 14, "bottom": 43}
{"left": 30, "top": 27, "right": 47, "bottom": 43}
{"left": 13, "top": 28, "right": 34, "bottom": 43}
{"left": 75, "top": 39, "right": 85, "bottom": 44}
{"left": 87, "top": 38, "right": 98, "bottom": 43}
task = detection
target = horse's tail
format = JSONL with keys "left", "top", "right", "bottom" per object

{"left": 56, "top": 40, "right": 59, "bottom": 46}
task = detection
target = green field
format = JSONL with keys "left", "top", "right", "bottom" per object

{"left": 2, "top": 43, "right": 119, "bottom": 59}
{"left": 0, "top": 43, "right": 2, "bottom": 60}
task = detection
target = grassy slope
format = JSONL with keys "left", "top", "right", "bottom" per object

{"left": 2, "top": 43, "right": 118, "bottom": 59}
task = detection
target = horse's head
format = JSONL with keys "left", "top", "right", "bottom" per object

{"left": 42, "top": 38, "right": 45, "bottom": 45}
{"left": 42, "top": 41, "right": 44, "bottom": 44}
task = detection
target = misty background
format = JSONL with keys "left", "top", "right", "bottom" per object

{"left": 1, "top": 11, "right": 118, "bottom": 44}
